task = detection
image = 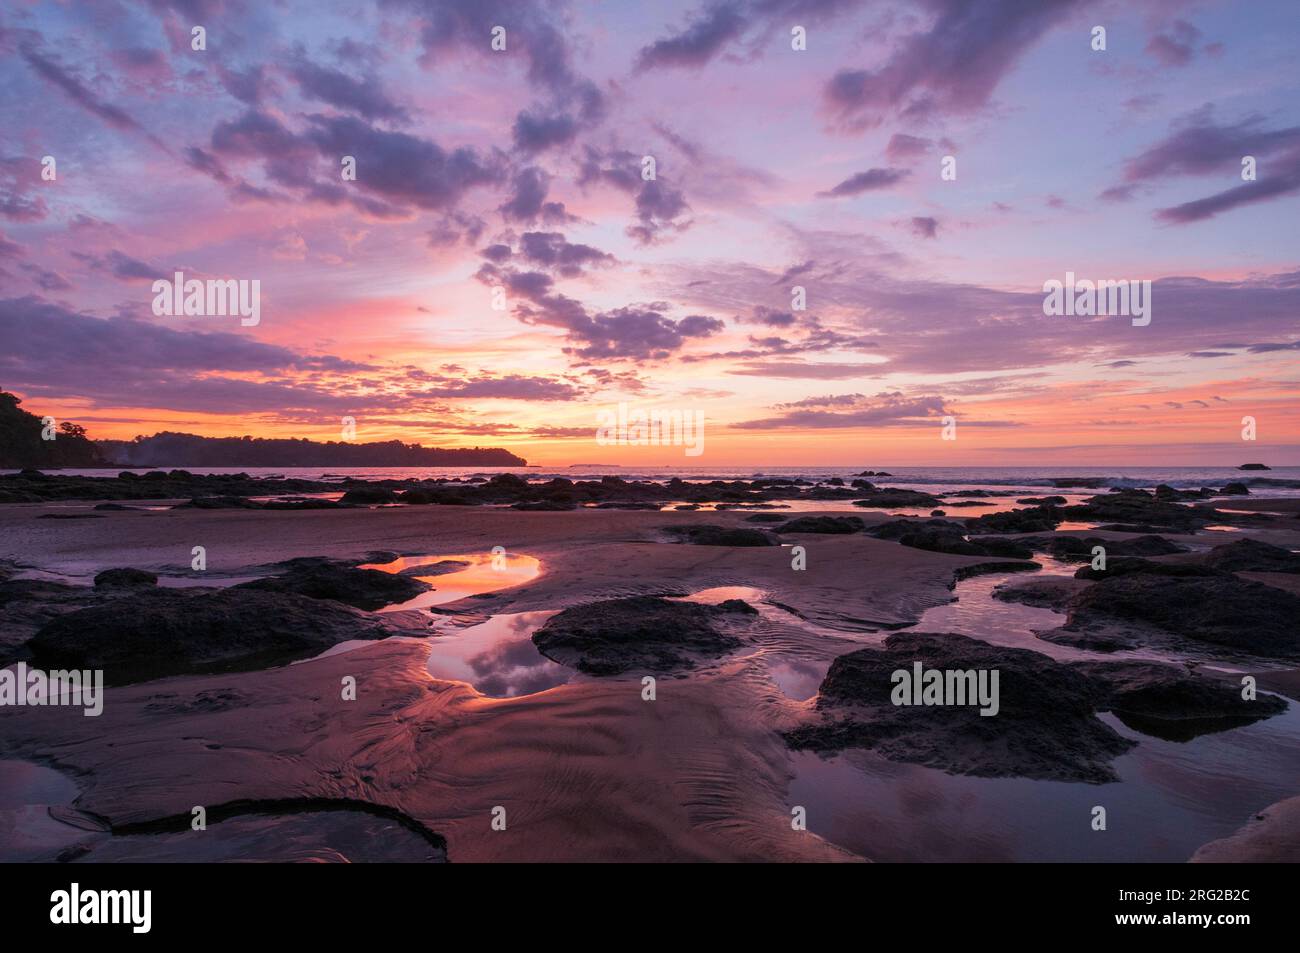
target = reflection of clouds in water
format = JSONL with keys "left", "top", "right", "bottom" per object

{"left": 467, "top": 636, "right": 571, "bottom": 698}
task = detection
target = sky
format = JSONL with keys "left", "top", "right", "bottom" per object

{"left": 1, "top": 0, "right": 1297, "bottom": 467}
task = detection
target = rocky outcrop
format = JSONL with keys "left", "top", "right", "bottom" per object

{"left": 532, "top": 596, "right": 757, "bottom": 675}
{"left": 784, "top": 634, "right": 1287, "bottom": 782}
{"left": 28, "top": 587, "right": 395, "bottom": 684}
{"left": 665, "top": 524, "right": 776, "bottom": 547}
{"left": 1045, "top": 571, "right": 1300, "bottom": 660}
{"left": 236, "top": 557, "right": 429, "bottom": 610}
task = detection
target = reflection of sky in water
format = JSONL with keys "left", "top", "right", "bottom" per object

{"left": 789, "top": 703, "right": 1300, "bottom": 862}
{"left": 359, "top": 551, "right": 541, "bottom": 610}
{"left": 426, "top": 610, "right": 573, "bottom": 698}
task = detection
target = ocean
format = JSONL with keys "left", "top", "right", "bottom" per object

{"left": 16, "top": 465, "right": 1300, "bottom": 496}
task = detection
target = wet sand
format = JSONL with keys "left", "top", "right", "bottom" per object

{"left": 2, "top": 498, "right": 1298, "bottom": 862}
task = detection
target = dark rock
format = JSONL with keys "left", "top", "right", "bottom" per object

{"left": 1016, "top": 495, "right": 1067, "bottom": 506}
{"left": 665, "top": 525, "right": 776, "bottom": 547}
{"left": 261, "top": 497, "right": 345, "bottom": 510}
{"left": 93, "top": 568, "right": 158, "bottom": 589}
{"left": 852, "top": 488, "right": 942, "bottom": 508}
{"left": 1049, "top": 572, "right": 1300, "bottom": 661}
{"left": 1218, "top": 482, "right": 1250, "bottom": 496}
{"left": 783, "top": 633, "right": 1135, "bottom": 783}
{"left": 236, "top": 557, "right": 428, "bottom": 611}
{"left": 36, "top": 513, "right": 105, "bottom": 519}
{"left": 28, "top": 587, "right": 395, "bottom": 684}
{"left": 512, "top": 500, "right": 577, "bottom": 511}
{"left": 1073, "top": 558, "right": 1220, "bottom": 580}
{"left": 744, "top": 513, "right": 787, "bottom": 523}
{"left": 964, "top": 506, "right": 1061, "bottom": 534}
{"left": 930, "top": 509, "right": 946, "bottom": 517}
{"left": 174, "top": 496, "right": 263, "bottom": 509}
{"left": 775, "top": 516, "right": 865, "bottom": 534}
{"left": 532, "top": 596, "right": 755, "bottom": 675}
{"left": 1202, "top": 538, "right": 1300, "bottom": 574}
{"left": 1072, "top": 660, "right": 1287, "bottom": 740}
{"left": 339, "top": 487, "right": 399, "bottom": 505}
{"left": 1238, "top": 463, "right": 1271, "bottom": 470}
{"left": 1015, "top": 534, "right": 1187, "bottom": 562}
{"left": 93, "top": 502, "right": 144, "bottom": 511}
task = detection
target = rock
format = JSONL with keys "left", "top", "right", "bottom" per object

{"left": 1072, "top": 558, "right": 1219, "bottom": 580}
{"left": 532, "top": 596, "right": 755, "bottom": 675}
{"left": 1237, "top": 463, "right": 1271, "bottom": 470}
{"left": 36, "top": 513, "right": 105, "bottom": 519}
{"left": 174, "top": 496, "right": 263, "bottom": 509}
{"left": 261, "top": 497, "right": 345, "bottom": 510}
{"left": 93, "top": 568, "right": 158, "bottom": 589}
{"left": 665, "top": 524, "right": 776, "bottom": 547}
{"left": 1016, "top": 495, "right": 1067, "bottom": 506}
{"left": 1071, "top": 660, "right": 1287, "bottom": 741}
{"left": 512, "top": 500, "right": 577, "bottom": 511}
{"left": 866, "top": 518, "right": 1034, "bottom": 559}
{"left": 339, "top": 487, "right": 399, "bottom": 505}
{"left": 93, "top": 502, "right": 144, "bottom": 511}
{"left": 1049, "top": 572, "right": 1300, "bottom": 661}
{"left": 964, "top": 506, "right": 1061, "bottom": 534}
{"left": 744, "top": 513, "right": 786, "bottom": 523}
{"left": 1202, "top": 538, "right": 1300, "bottom": 574}
{"left": 783, "top": 633, "right": 1136, "bottom": 783}
{"left": 1154, "top": 484, "right": 1213, "bottom": 501}
{"left": 1015, "top": 534, "right": 1187, "bottom": 562}
{"left": 993, "top": 576, "right": 1086, "bottom": 610}
{"left": 1218, "top": 482, "right": 1250, "bottom": 495}
{"left": 930, "top": 509, "right": 945, "bottom": 517}
{"left": 1190, "top": 797, "right": 1300, "bottom": 862}
{"left": 774, "top": 516, "right": 865, "bottom": 534}
{"left": 28, "top": 587, "right": 395, "bottom": 684}
{"left": 1057, "top": 490, "right": 1213, "bottom": 532}
{"left": 236, "top": 557, "right": 429, "bottom": 610}
{"left": 852, "top": 488, "right": 943, "bottom": 508}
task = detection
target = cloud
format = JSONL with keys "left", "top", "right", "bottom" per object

{"left": 824, "top": 0, "right": 1082, "bottom": 127}
{"left": 636, "top": 4, "right": 747, "bottom": 71}
{"left": 289, "top": 53, "right": 409, "bottom": 122}
{"left": 818, "top": 167, "right": 909, "bottom": 197}
{"left": 734, "top": 390, "right": 969, "bottom": 429}
{"left": 1144, "top": 21, "right": 1201, "bottom": 68}
{"left": 909, "top": 215, "right": 939, "bottom": 238}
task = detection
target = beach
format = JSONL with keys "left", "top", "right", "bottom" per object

{"left": 1, "top": 468, "right": 1298, "bottom": 862}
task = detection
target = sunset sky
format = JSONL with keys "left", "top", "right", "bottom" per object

{"left": 1, "top": 0, "right": 1297, "bottom": 466}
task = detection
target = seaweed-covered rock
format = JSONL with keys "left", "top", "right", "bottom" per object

{"left": 532, "top": 596, "right": 756, "bottom": 675}
{"left": 1014, "top": 534, "right": 1187, "bottom": 562}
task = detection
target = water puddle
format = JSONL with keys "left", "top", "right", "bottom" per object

{"left": 359, "top": 551, "right": 541, "bottom": 611}
{"left": 424, "top": 610, "right": 575, "bottom": 698}
{"left": 0, "top": 760, "right": 89, "bottom": 862}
